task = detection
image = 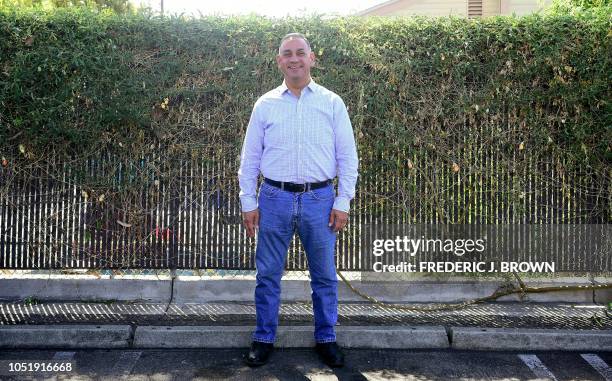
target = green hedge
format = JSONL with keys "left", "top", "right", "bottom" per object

{"left": 1, "top": 8, "right": 610, "bottom": 223}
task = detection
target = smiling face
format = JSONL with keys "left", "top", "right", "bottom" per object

{"left": 276, "top": 37, "right": 315, "bottom": 87}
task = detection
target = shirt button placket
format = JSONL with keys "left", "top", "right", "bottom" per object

{"left": 296, "top": 96, "right": 303, "bottom": 184}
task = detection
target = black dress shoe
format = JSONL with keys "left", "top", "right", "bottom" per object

{"left": 315, "top": 342, "right": 345, "bottom": 368}
{"left": 245, "top": 341, "right": 274, "bottom": 367}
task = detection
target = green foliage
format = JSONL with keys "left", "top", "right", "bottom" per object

{"left": 51, "top": 0, "right": 136, "bottom": 14}
{"left": 547, "top": 0, "right": 611, "bottom": 13}
{"left": 0, "top": 0, "right": 137, "bottom": 14}
{"left": 557, "top": 0, "right": 610, "bottom": 8}
{"left": 0, "top": 8, "right": 610, "bottom": 225}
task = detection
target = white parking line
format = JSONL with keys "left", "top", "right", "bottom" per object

{"left": 52, "top": 352, "right": 75, "bottom": 360}
{"left": 518, "top": 354, "right": 558, "bottom": 381}
{"left": 111, "top": 351, "right": 142, "bottom": 376}
{"left": 581, "top": 354, "right": 612, "bottom": 381}
{"left": 303, "top": 372, "right": 339, "bottom": 381}
{"left": 361, "top": 370, "right": 414, "bottom": 380}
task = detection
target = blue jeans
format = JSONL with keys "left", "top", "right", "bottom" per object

{"left": 252, "top": 182, "right": 338, "bottom": 344}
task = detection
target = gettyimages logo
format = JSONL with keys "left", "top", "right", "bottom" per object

{"left": 359, "top": 224, "right": 610, "bottom": 273}
{"left": 372, "top": 236, "right": 486, "bottom": 257}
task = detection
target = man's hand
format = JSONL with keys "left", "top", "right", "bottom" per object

{"left": 328, "top": 209, "right": 349, "bottom": 232}
{"left": 242, "top": 209, "right": 259, "bottom": 237}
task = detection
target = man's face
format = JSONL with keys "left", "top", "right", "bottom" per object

{"left": 276, "top": 37, "right": 315, "bottom": 84}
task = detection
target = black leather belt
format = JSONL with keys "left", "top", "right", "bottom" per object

{"left": 264, "top": 178, "right": 331, "bottom": 192}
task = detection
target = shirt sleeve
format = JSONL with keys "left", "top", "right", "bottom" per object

{"left": 332, "top": 96, "right": 359, "bottom": 213}
{"left": 238, "top": 101, "right": 264, "bottom": 212}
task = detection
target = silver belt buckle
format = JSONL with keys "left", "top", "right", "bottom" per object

{"left": 305, "top": 183, "right": 311, "bottom": 192}
{"left": 281, "top": 182, "right": 285, "bottom": 191}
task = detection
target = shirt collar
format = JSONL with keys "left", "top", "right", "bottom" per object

{"left": 278, "top": 78, "right": 317, "bottom": 95}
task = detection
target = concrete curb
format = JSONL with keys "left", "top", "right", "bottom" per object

{"left": 134, "top": 326, "right": 449, "bottom": 349}
{"left": 2, "top": 325, "right": 610, "bottom": 350}
{"left": 173, "top": 277, "right": 597, "bottom": 303}
{"left": 450, "top": 327, "right": 612, "bottom": 351}
{"left": 132, "top": 325, "right": 450, "bottom": 349}
{"left": 336, "top": 326, "right": 449, "bottom": 349}
{"left": 0, "top": 325, "right": 132, "bottom": 349}
{"left": 594, "top": 276, "right": 612, "bottom": 304}
{"left": 0, "top": 278, "right": 171, "bottom": 303}
{"left": 134, "top": 326, "right": 252, "bottom": 348}
{"left": 1, "top": 274, "right": 605, "bottom": 303}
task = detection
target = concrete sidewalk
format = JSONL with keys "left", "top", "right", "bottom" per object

{"left": 0, "top": 301, "right": 610, "bottom": 351}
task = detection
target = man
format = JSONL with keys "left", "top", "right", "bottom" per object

{"left": 238, "top": 32, "right": 359, "bottom": 368}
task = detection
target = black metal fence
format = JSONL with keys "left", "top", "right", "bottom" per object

{"left": 0, "top": 133, "right": 609, "bottom": 271}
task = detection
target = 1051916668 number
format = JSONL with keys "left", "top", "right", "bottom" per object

{"left": 0, "top": 361, "right": 74, "bottom": 375}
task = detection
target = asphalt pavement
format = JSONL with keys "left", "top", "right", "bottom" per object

{"left": 1, "top": 348, "right": 611, "bottom": 380}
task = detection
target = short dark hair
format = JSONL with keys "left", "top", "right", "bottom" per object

{"left": 278, "top": 33, "right": 311, "bottom": 53}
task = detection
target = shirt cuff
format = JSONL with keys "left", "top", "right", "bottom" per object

{"left": 240, "top": 196, "right": 258, "bottom": 213}
{"left": 332, "top": 196, "right": 350, "bottom": 213}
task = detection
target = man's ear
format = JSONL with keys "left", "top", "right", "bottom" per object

{"left": 275, "top": 55, "right": 282, "bottom": 68}
{"left": 309, "top": 51, "right": 316, "bottom": 64}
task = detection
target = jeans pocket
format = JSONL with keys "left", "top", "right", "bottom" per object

{"left": 309, "top": 186, "right": 335, "bottom": 201}
{"left": 260, "top": 183, "right": 282, "bottom": 199}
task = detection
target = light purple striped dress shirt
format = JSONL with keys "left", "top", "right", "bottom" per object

{"left": 238, "top": 79, "right": 359, "bottom": 213}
